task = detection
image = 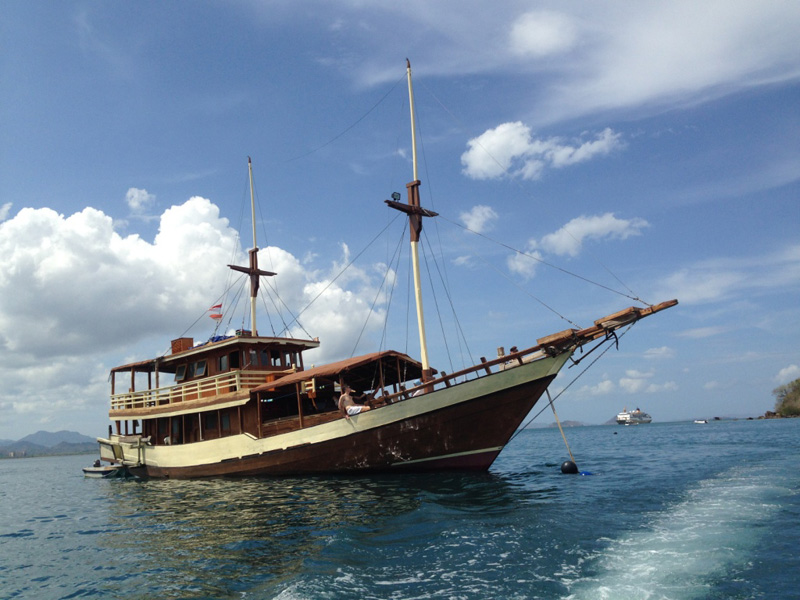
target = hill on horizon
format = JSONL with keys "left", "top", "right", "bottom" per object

{"left": 18, "top": 430, "right": 95, "bottom": 447}
{"left": 1, "top": 430, "right": 97, "bottom": 458}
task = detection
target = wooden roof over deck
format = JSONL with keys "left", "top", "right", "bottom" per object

{"left": 252, "top": 349, "right": 428, "bottom": 393}
{"left": 110, "top": 334, "right": 321, "bottom": 374}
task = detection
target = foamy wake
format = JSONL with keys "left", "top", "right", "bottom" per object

{"left": 564, "top": 464, "right": 788, "bottom": 600}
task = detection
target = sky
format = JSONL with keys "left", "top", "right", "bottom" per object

{"left": 1, "top": 1, "right": 799, "bottom": 440}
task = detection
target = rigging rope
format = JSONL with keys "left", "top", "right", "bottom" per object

{"left": 416, "top": 77, "right": 649, "bottom": 307}
{"left": 469, "top": 250, "right": 582, "bottom": 329}
{"left": 277, "top": 214, "right": 402, "bottom": 336}
{"left": 547, "top": 389, "right": 577, "bottom": 464}
{"left": 350, "top": 221, "right": 407, "bottom": 358}
{"left": 283, "top": 72, "right": 407, "bottom": 163}
{"left": 509, "top": 323, "right": 634, "bottom": 442}
{"left": 440, "top": 214, "right": 650, "bottom": 306}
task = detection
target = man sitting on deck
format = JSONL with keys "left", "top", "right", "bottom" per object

{"left": 338, "top": 385, "right": 372, "bottom": 417}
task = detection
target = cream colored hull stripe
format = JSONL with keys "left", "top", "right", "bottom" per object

{"left": 391, "top": 446, "right": 504, "bottom": 466}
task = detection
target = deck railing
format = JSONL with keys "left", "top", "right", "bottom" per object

{"left": 111, "top": 369, "right": 290, "bottom": 412}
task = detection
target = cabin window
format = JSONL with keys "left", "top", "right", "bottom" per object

{"left": 218, "top": 354, "right": 229, "bottom": 372}
{"left": 249, "top": 350, "right": 257, "bottom": 367}
{"left": 221, "top": 412, "right": 231, "bottom": 432}
{"left": 230, "top": 351, "right": 241, "bottom": 369}
{"left": 271, "top": 351, "right": 283, "bottom": 367}
{"left": 195, "top": 361, "right": 207, "bottom": 377}
{"left": 175, "top": 365, "right": 187, "bottom": 382}
{"left": 203, "top": 411, "right": 218, "bottom": 432}
{"left": 171, "top": 418, "right": 182, "bottom": 444}
{"left": 260, "top": 350, "right": 269, "bottom": 366}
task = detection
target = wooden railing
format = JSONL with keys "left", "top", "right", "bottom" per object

{"left": 111, "top": 369, "right": 292, "bottom": 412}
{"left": 377, "top": 300, "right": 679, "bottom": 404}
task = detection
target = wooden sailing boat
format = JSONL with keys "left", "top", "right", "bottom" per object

{"left": 97, "top": 62, "right": 677, "bottom": 477}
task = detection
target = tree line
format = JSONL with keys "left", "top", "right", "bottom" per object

{"left": 773, "top": 377, "right": 800, "bottom": 417}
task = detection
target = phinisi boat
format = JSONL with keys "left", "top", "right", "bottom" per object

{"left": 97, "top": 61, "right": 677, "bottom": 478}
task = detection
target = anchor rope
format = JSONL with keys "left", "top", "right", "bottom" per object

{"left": 508, "top": 323, "right": 634, "bottom": 443}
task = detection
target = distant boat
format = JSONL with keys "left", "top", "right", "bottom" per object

{"left": 94, "top": 61, "right": 676, "bottom": 478}
{"left": 616, "top": 408, "right": 652, "bottom": 425}
{"left": 694, "top": 419, "right": 708, "bottom": 424}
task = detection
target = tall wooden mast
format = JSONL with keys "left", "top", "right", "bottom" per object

{"left": 385, "top": 60, "right": 438, "bottom": 381}
{"left": 228, "top": 157, "right": 276, "bottom": 335}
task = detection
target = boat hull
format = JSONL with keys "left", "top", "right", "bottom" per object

{"left": 116, "top": 351, "right": 571, "bottom": 478}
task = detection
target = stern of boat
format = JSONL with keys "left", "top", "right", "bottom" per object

{"left": 98, "top": 434, "right": 147, "bottom": 469}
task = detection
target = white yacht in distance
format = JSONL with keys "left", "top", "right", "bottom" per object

{"left": 617, "top": 408, "right": 652, "bottom": 425}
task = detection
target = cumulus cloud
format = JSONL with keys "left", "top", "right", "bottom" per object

{"left": 577, "top": 378, "right": 615, "bottom": 396}
{"left": 507, "top": 247, "right": 543, "bottom": 280}
{"left": 578, "top": 369, "right": 676, "bottom": 397}
{"left": 459, "top": 205, "right": 498, "bottom": 233}
{"left": 619, "top": 369, "right": 677, "bottom": 394}
{"left": 0, "top": 198, "right": 390, "bottom": 430}
{"left": 775, "top": 364, "right": 800, "bottom": 384}
{"left": 461, "top": 122, "right": 623, "bottom": 180}
{"left": 125, "top": 187, "right": 156, "bottom": 213}
{"left": 0, "top": 202, "right": 11, "bottom": 222}
{"left": 0, "top": 199, "right": 237, "bottom": 358}
{"left": 506, "top": 212, "right": 647, "bottom": 279}
{"left": 537, "top": 213, "right": 648, "bottom": 257}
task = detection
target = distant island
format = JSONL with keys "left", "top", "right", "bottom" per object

{"left": 768, "top": 377, "right": 800, "bottom": 418}
{"left": 0, "top": 430, "right": 97, "bottom": 459}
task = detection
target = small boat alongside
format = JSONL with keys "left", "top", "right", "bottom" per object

{"left": 82, "top": 461, "right": 126, "bottom": 478}
{"left": 616, "top": 408, "right": 653, "bottom": 425}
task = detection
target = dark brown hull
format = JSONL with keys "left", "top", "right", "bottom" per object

{"left": 130, "top": 371, "right": 557, "bottom": 478}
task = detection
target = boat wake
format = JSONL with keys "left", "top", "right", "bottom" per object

{"left": 564, "top": 462, "right": 790, "bottom": 600}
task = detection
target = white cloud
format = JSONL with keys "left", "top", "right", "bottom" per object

{"left": 618, "top": 369, "right": 676, "bottom": 394}
{"left": 537, "top": 213, "right": 648, "bottom": 257}
{"left": 340, "top": 3, "right": 799, "bottom": 129}
{"left": 578, "top": 378, "right": 615, "bottom": 396}
{"left": 625, "top": 369, "right": 653, "bottom": 379}
{"left": 126, "top": 187, "right": 156, "bottom": 213}
{"left": 461, "top": 122, "right": 624, "bottom": 181}
{"left": 0, "top": 199, "right": 236, "bottom": 358}
{"left": 509, "top": 11, "right": 577, "bottom": 58}
{"left": 504, "top": 212, "right": 647, "bottom": 279}
{"left": 0, "top": 198, "right": 390, "bottom": 430}
{"left": 645, "top": 381, "right": 678, "bottom": 393}
{"left": 678, "top": 326, "right": 728, "bottom": 339}
{"left": 644, "top": 346, "right": 675, "bottom": 360}
{"left": 775, "top": 364, "right": 800, "bottom": 384}
{"left": 657, "top": 244, "right": 800, "bottom": 305}
{"left": 459, "top": 205, "right": 498, "bottom": 233}
{"left": 543, "top": 2, "right": 800, "bottom": 121}
{"left": 507, "top": 247, "right": 543, "bottom": 280}
{"left": 0, "top": 202, "right": 11, "bottom": 222}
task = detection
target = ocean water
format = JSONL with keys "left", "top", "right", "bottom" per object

{"left": 1, "top": 419, "right": 798, "bottom": 600}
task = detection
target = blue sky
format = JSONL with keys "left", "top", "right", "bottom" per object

{"left": 1, "top": 1, "right": 799, "bottom": 439}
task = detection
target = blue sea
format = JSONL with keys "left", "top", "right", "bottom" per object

{"left": 2, "top": 419, "right": 799, "bottom": 599}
